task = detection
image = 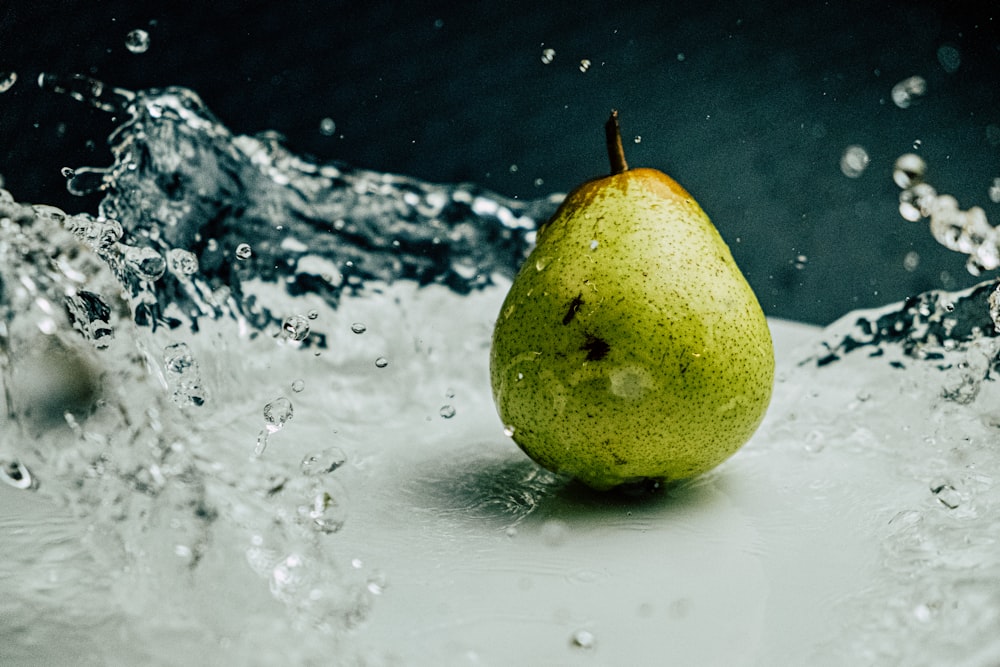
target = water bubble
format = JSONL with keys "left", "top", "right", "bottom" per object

{"left": 374, "top": 357, "right": 389, "bottom": 368}
{"left": 124, "top": 246, "right": 167, "bottom": 281}
{"left": 578, "top": 59, "right": 592, "bottom": 73}
{"left": 264, "top": 396, "right": 294, "bottom": 433}
{"left": 1, "top": 460, "right": 37, "bottom": 490}
{"left": 439, "top": 404, "right": 456, "bottom": 419}
{"left": 282, "top": 315, "right": 311, "bottom": 341}
{"left": 167, "top": 248, "right": 199, "bottom": 275}
{"left": 350, "top": 322, "right": 367, "bottom": 334}
{"left": 301, "top": 447, "right": 347, "bottom": 476}
{"left": 570, "top": 629, "right": 595, "bottom": 649}
{"left": 930, "top": 481, "right": 962, "bottom": 509}
{"left": 0, "top": 71, "right": 16, "bottom": 93}
{"left": 937, "top": 43, "right": 961, "bottom": 73}
{"left": 125, "top": 29, "right": 150, "bottom": 54}
{"left": 840, "top": 145, "right": 870, "bottom": 178}
{"left": 891, "top": 75, "right": 927, "bottom": 109}
{"left": 163, "top": 342, "right": 206, "bottom": 407}
{"left": 893, "top": 153, "right": 927, "bottom": 189}
{"left": 235, "top": 243, "right": 253, "bottom": 260}
{"left": 319, "top": 117, "right": 336, "bottom": 136}
{"left": 540, "top": 48, "right": 556, "bottom": 64}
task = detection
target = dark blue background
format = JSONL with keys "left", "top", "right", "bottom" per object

{"left": 1, "top": 0, "right": 998, "bottom": 323}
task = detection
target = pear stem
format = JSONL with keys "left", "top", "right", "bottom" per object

{"left": 604, "top": 109, "right": 629, "bottom": 175}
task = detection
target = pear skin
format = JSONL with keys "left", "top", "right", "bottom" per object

{"left": 490, "top": 111, "right": 774, "bottom": 491}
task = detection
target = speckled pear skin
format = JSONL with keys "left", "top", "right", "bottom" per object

{"left": 490, "top": 167, "right": 774, "bottom": 491}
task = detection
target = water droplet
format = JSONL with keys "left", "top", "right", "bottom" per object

{"left": 439, "top": 404, "right": 456, "bottom": 419}
{"left": 235, "top": 243, "right": 253, "bottom": 260}
{"left": 891, "top": 75, "right": 927, "bottom": 109}
{"left": 578, "top": 59, "right": 592, "bottom": 73}
{"left": 930, "top": 480, "right": 962, "bottom": 509}
{"left": 263, "top": 396, "right": 294, "bottom": 433}
{"left": 937, "top": 43, "right": 961, "bottom": 73}
{"left": 505, "top": 526, "right": 518, "bottom": 537}
{"left": 503, "top": 424, "right": 516, "bottom": 437}
{"left": 794, "top": 254, "right": 808, "bottom": 270}
{"left": 301, "top": 447, "right": 347, "bottom": 476}
{"left": 589, "top": 239, "right": 599, "bottom": 250}
{"left": 839, "top": 145, "right": 870, "bottom": 178}
{"left": 124, "top": 29, "right": 150, "bottom": 54}
{"left": 124, "top": 246, "right": 166, "bottom": 281}
{"left": 541, "top": 519, "right": 569, "bottom": 546}
{"left": 676, "top": 52, "right": 686, "bottom": 61}
{"left": 167, "top": 248, "right": 199, "bottom": 275}
{"left": 291, "top": 378, "right": 305, "bottom": 393}
{"left": 253, "top": 429, "right": 270, "bottom": 458}
{"left": 366, "top": 571, "right": 387, "bottom": 595}
{"left": 540, "top": 48, "right": 556, "bottom": 64}
{"left": 374, "top": 357, "right": 389, "bottom": 368}
{"left": 306, "top": 309, "right": 319, "bottom": 320}
{"left": 534, "top": 177, "right": 544, "bottom": 187}
{"left": 570, "top": 629, "right": 595, "bottom": 649}
{"left": 509, "top": 164, "right": 518, "bottom": 173}
{"left": 350, "top": 322, "right": 367, "bottom": 334}
{"left": 1, "top": 460, "right": 37, "bottom": 490}
{"left": 282, "top": 315, "right": 311, "bottom": 341}
{"left": 903, "top": 251, "right": 920, "bottom": 272}
{"left": 893, "top": 153, "right": 927, "bottom": 189}
{"left": 60, "top": 166, "right": 75, "bottom": 179}
{"left": 319, "top": 117, "right": 336, "bottom": 136}
{"left": 0, "top": 71, "right": 17, "bottom": 93}
{"left": 633, "top": 135, "right": 642, "bottom": 144}
{"left": 989, "top": 177, "right": 1000, "bottom": 204}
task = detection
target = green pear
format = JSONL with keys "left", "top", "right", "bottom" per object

{"left": 490, "top": 111, "right": 774, "bottom": 491}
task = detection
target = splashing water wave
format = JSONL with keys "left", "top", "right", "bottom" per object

{"left": 3, "top": 73, "right": 1000, "bottom": 664}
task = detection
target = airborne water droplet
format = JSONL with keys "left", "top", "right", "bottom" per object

{"left": 263, "top": 396, "right": 294, "bottom": 433}
{"left": 439, "top": 404, "right": 456, "bottom": 419}
{"left": 540, "top": 48, "right": 556, "bottom": 64}
{"left": 125, "top": 29, "right": 150, "bottom": 54}
{"left": 291, "top": 378, "right": 305, "bottom": 393}
{"left": 893, "top": 153, "right": 926, "bottom": 189}
{"left": 282, "top": 315, "right": 311, "bottom": 341}
{"left": 839, "top": 145, "right": 870, "bottom": 178}
{"left": 503, "top": 424, "right": 516, "bottom": 437}
{"left": 167, "top": 248, "right": 199, "bottom": 275}
{"left": 374, "top": 357, "right": 389, "bottom": 368}
{"left": 0, "top": 71, "right": 17, "bottom": 93}
{"left": 350, "top": 322, "right": 367, "bottom": 334}
{"left": 891, "top": 75, "right": 927, "bottom": 109}
{"left": 123, "top": 246, "right": 167, "bottom": 281}
{"left": 570, "top": 629, "right": 595, "bottom": 649}
{"left": 578, "top": 59, "right": 592, "bottom": 73}
{"left": 235, "top": 243, "right": 253, "bottom": 260}
{"left": 319, "top": 117, "right": 337, "bottom": 136}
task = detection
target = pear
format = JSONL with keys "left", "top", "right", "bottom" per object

{"left": 490, "top": 111, "right": 774, "bottom": 491}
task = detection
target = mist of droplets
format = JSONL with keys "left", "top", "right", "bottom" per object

{"left": 894, "top": 153, "right": 1000, "bottom": 276}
